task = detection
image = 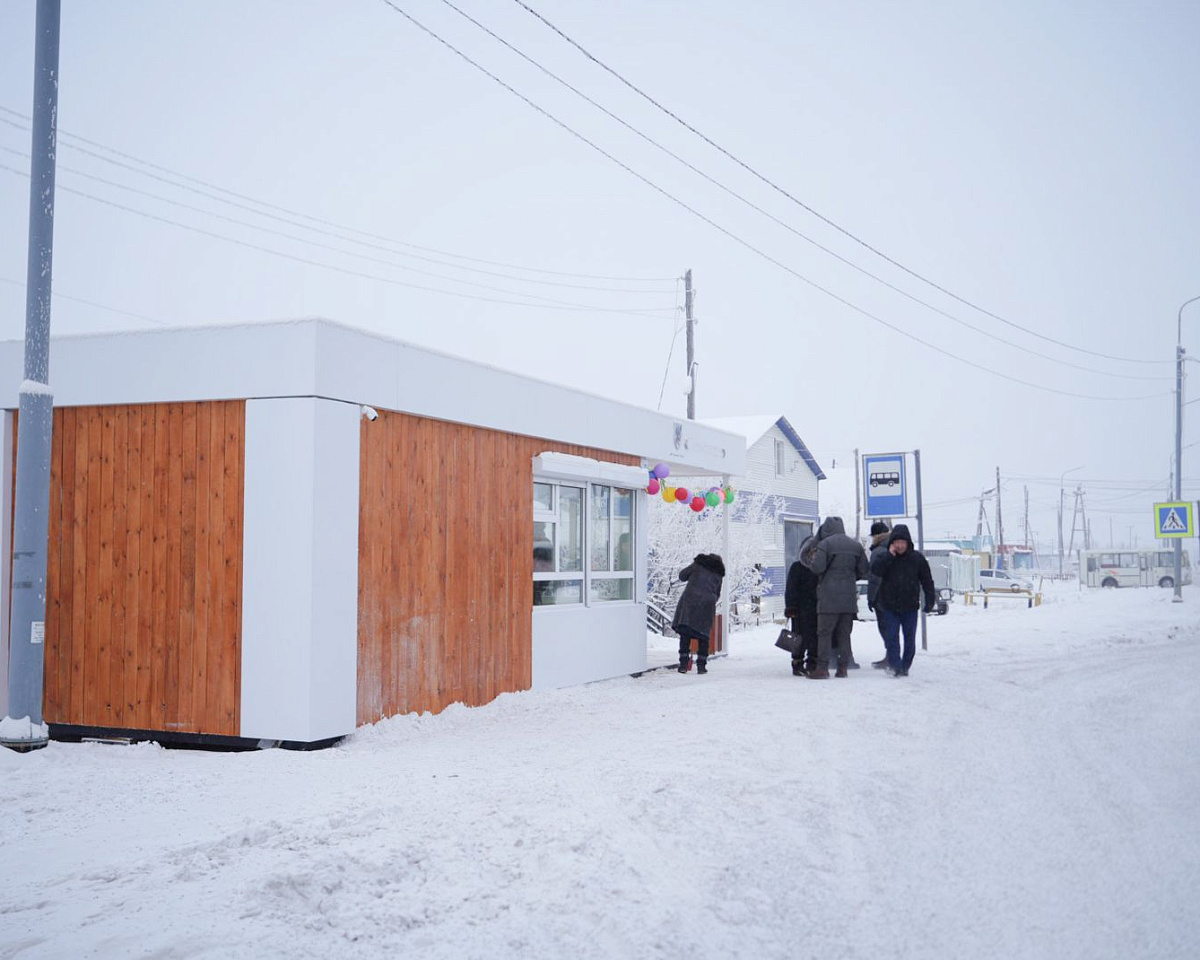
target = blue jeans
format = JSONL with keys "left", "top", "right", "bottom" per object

{"left": 877, "top": 608, "right": 918, "bottom": 673}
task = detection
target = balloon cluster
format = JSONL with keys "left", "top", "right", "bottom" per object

{"left": 645, "top": 463, "right": 735, "bottom": 513}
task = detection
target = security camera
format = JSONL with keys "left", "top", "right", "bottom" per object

{"left": 360, "top": 405, "right": 379, "bottom": 422}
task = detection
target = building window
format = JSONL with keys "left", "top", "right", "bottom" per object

{"left": 534, "top": 479, "right": 636, "bottom": 606}
{"left": 775, "top": 439, "right": 785, "bottom": 477}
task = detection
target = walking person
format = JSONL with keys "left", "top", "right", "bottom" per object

{"left": 807, "top": 517, "right": 868, "bottom": 679}
{"left": 870, "top": 524, "right": 937, "bottom": 677}
{"left": 783, "top": 535, "right": 820, "bottom": 676}
{"left": 865, "top": 520, "right": 893, "bottom": 669}
{"left": 672, "top": 553, "right": 726, "bottom": 675}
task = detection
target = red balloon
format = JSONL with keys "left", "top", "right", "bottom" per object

{"left": 690, "top": 496, "right": 705, "bottom": 512}
{"left": 647, "top": 478, "right": 661, "bottom": 495}
{"left": 675, "top": 487, "right": 690, "bottom": 502}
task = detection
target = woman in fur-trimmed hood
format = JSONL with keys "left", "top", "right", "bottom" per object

{"left": 672, "top": 553, "right": 726, "bottom": 674}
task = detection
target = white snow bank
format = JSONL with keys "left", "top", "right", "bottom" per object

{"left": 0, "top": 714, "right": 49, "bottom": 741}
{"left": 1, "top": 582, "right": 1197, "bottom": 959}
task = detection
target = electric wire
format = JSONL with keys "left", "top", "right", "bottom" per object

{"left": 0, "top": 106, "right": 676, "bottom": 287}
{"left": 0, "top": 276, "right": 170, "bottom": 327}
{"left": 509, "top": 0, "right": 1173, "bottom": 367}
{"left": 0, "top": 160, "right": 680, "bottom": 320}
{"left": 377, "top": 0, "right": 1170, "bottom": 403}
{"left": 435, "top": 0, "right": 1166, "bottom": 384}
{"left": 0, "top": 144, "right": 677, "bottom": 316}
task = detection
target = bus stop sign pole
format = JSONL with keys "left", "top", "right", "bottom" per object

{"left": 915, "top": 449, "right": 926, "bottom": 651}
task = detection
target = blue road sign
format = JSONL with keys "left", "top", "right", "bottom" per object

{"left": 1154, "top": 501, "right": 1194, "bottom": 539}
{"left": 863, "top": 453, "right": 907, "bottom": 518}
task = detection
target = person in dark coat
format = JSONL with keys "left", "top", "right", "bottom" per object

{"left": 870, "top": 524, "right": 937, "bottom": 676}
{"left": 784, "top": 535, "right": 820, "bottom": 676}
{"left": 807, "top": 516, "right": 868, "bottom": 679}
{"left": 865, "top": 520, "right": 892, "bottom": 669}
{"left": 672, "top": 553, "right": 726, "bottom": 674}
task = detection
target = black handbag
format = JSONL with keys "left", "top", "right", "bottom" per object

{"left": 774, "top": 627, "right": 800, "bottom": 655}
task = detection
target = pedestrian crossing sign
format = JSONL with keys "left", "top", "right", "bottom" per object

{"left": 1153, "top": 502, "right": 1194, "bottom": 539}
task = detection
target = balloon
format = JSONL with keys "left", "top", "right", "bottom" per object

{"left": 647, "top": 478, "right": 660, "bottom": 495}
{"left": 690, "top": 496, "right": 705, "bottom": 512}
{"left": 661, "top": 485, "right": 674, "bottom": 502}
{"left": 724, "top": 487, "right": 736, "bottom": 504}
{"left": 652, "top": 462, "right": 671, "bottom": 479}
{"left": 675, "top": 487, "right": 690, "bottom": 503}
{"left": 705, "top": 490, "right": 720, "bottom": 507}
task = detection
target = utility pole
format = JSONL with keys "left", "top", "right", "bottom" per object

{"left": 684, "top": 268, "right": 695, "bottom": 420}
{"left": 1067, "top": 487, "right": 1083, "bottom": 558}
{"left": 3, "top": 0, "right": 61, "bottom": 753}
{"left": 1023, "top": 486, "right": 1030, "bottom": 546}
{"left": 854, "top": 447, "right": 861, "bottom": 540}
{"left": 995, "top": 467, "right": 1003, "bottom": 568}
{"left": 1172, "top": 296, "right": 1200, "bottom": 601}
{"left": 915, "top": 449, "right": 927, "bottom": 651}
{"left": 1058, "top": 494, "right": 1064, "bottom": 576}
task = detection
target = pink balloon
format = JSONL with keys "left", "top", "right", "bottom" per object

{"left": 647, "top": 478, "right": 661, "bottom": 495}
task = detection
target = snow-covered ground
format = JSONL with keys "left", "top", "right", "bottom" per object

{"left": 3, "top": 583, "right": 1198, "bottom": 959}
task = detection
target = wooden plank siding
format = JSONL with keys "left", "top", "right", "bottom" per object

{"left": 31, "top": 401, "right": 246, "bottom": 735}
{"left": 357, "top": 410, "right": 641, "bottom": 724}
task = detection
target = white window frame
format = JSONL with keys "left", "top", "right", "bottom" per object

{"left": 775, "top": 439, "right": 786, "bottom": 477}
{"left": 533, "top": 481, "right": 586, "bottom": 606}
{"left": 532, "top": 456, "right": 644, "bottom": 609}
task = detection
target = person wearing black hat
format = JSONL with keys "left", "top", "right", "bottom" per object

{"left": 869, "top": 524, "right": 937, "bottom": 676}
{"left": 865, "top": 520, "right": 892, "bottom": 669}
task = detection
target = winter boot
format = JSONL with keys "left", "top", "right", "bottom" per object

{"left": 677, "top": 655, "right": 691, "bottom": 674}
{"left": 697, "top": 660, "right": 708, "bottom": 675}
{"left": 791, "top": 659, "right": 807, "bottom": 677}
{"left": 806, "top": 666, "right": 831, "bottom": 679}
{"left": 835, "top": 663, "right": 848, "bottom": 678}
{"left": 872, "top": 658, "right": 889, "bottom": 669}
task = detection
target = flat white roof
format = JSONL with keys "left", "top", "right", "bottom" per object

{"left": 0, "top": 318, "right": 744, "bottom": 476}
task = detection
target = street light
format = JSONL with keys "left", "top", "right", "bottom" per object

{"left": 1059, "top": 465, "right": 1085, "bottom": 576}
{"left": 1173, "top": 295, "right": 1200, "bottom": 602}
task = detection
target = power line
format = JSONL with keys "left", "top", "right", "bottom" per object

{"left": 0, "top": 105, "right": 676, "bottom": 287}
{"left": 509, "top": 0, "right": 1174, "bottom": 368}
{"left": 0, "top": 276, "right": 170, "bottom": 327}
{"left": 377, "top": 1, "right": 1170, "bottom": 403}
{"left": 0, "top": 144, "right": 676, "bottom": 316}
{"left": 433, "top": 0, "right": 1167, "bottom": 384}
{"left": 0, "top": 161, "right": 681, "bottom": 321}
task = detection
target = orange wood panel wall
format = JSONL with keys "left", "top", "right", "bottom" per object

{"left": 357, "top": 411, "right": 640, "bottom": 724}
{"left": 39, "top": 401, "right": 245, "bottom": 735}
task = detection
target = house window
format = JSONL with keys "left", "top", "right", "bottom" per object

{"left": 775, "top": 439, "right": 786, "bottom": 477}
{"left": 534, "top": 479, "right": 636, "bottom": 606}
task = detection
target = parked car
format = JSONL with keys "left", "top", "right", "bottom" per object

{"left": 978, "top": 569, "right": 1033, "bottom": 592}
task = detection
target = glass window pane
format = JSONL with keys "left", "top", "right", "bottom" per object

{"left": 613, "top": 488, "right": 633, "bottom": 572}
{"left": 591, "top": 485, "right": 611, "bottom": 571}
{"left": 558, "top": 486, "right": 583, "bottom": 572}
{"left": 533, "top": 482, "right": 553, "bottom": 512}
{"left": 590, "top": 577, "right": 633, "bottom": 603}
{"left": 534, "top": 521, "right": 555, "bottom": 572}
{"left": 534, "top": 578, "right": 583, "bottom": 606}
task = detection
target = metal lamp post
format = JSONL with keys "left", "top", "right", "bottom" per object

{"left": 1173, "top": 295, "right": 1200, "bottom": 602}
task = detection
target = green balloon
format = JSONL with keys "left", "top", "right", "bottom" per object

{"left": 724, "top": 488, "right": 736, "bottom": 504}
{"left": 705, "top": 491, "right": 720, "bottom": 507}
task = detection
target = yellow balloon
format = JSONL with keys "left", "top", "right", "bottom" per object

{"left": 661, "top": 485, "right": 674, "bottom": 502}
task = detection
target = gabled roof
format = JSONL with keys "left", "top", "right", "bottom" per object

{"left": 703, "top": 414, "right": 826, "bottom": 480}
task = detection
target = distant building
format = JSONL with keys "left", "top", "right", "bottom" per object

{"left": 701, "top": 415, "right": 825, "bottom": 618}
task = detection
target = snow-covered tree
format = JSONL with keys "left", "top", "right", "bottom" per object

{"left": 648, "top": 486, "right": 783, "bottom": 630}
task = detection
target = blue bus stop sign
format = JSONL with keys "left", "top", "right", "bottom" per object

{"left": 863, "top": 453, "right": 907, "bottom": 519}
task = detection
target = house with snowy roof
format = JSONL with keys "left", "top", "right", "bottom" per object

{"left": 702, "top": 415, "right": 825, "bottom": 619}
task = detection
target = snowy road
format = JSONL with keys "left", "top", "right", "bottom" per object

{"left": 2, "top": 583, "right": 1198, "bottom": 959}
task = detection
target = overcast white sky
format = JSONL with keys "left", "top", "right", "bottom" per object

{"left": 1, "top": 0, "right": 1197, "bottom": 550}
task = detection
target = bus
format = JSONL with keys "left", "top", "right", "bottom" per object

{"left": 1079, "top": 549, "right": 1192, "bottom": 589}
